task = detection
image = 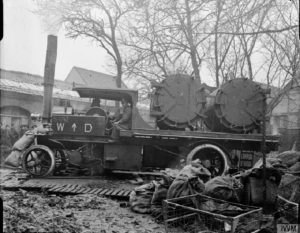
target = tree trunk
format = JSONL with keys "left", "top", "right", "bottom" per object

{"left": 214, "top": 0, "right": 222, "bottom": 87}
{"left": 185, "top": 0, "right": 201, "bottom": 82}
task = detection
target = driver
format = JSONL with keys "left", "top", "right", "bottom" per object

{"left": 113, "top": 98, "right": 132, "bottom": 130}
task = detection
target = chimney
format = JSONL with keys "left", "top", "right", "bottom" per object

{"left": 42, "top": 35, "right": 58, "bottom": 123}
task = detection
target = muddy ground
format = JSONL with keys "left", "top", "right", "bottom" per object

{"left": 1, "top": 168, "right": 166, "bottom": 233}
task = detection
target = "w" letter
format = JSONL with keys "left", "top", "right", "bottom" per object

{"left": 56, "top": 123, "right": 65, "bottom": 131}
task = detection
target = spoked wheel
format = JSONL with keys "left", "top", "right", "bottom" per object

{"left": 22, "top": 145, "right": 55, "bottom": 177}
{"left": 186, "top": 143, "right": 230, "bottom": 176}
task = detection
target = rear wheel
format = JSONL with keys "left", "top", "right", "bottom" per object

{"left": 186, "top": 143, "right": 230, "bottom": 176}
{"left": 22, "top": 145, "right": 56, "bottom": 177}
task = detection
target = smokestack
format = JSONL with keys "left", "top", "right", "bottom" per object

{"left": 42, "top": 35, "right": 57, "bottom": 123}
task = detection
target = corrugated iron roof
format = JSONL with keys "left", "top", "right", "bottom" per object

{"left": 0, "top": 78, "right": 89, "bottom": 102}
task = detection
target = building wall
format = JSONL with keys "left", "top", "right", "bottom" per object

{"left": 65, "top": 69, "right": 85, "bottom": 85}
{"left": 0, "top": 90, "right": 43, "bottom": 114}
{"left": 0, "top": 89, "right": 91, "bottom": 131}
{"left": 270, "top": 85, "right": 300, "bottom": 151}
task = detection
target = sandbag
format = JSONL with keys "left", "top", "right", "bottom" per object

{"left": 166, "top": 160, "right": 209, "bottom": 199}
{"left": 4, "top": 150, "right": 22, "bottom": 167}
{"left": 167, "top": 177, "right": 205, "bottom": 199}
{"left": 150, "top": 180, "right": 170, "bottom": 222}
{"left": 12, "top": 133, "right": 35, "bottom": 151}
{"left": 276, "top": 151, "right": 300, "bottom": 167}
{"left": 289, "top": 162, "right": 300, "bottom": 173}
{"left": 129, "top": 182, "right": 155, "bottom": 214}
{"left": 204, "top": 176, "right": 243, "bottom": 202}
{"left": 243, "top": 168, "right": 282, "bottom": 206}
{"left": 253, "top": 157, "right": 287, "bottom": 170}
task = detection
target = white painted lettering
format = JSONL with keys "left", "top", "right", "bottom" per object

{"left": 84, "top": 123, "right": 92, "bottom": 133}
{"left": 56, "top": 123, "right": 65, "bottom": 131}
{"left": 72, "top": 123, "right": 77, "bottom": 132}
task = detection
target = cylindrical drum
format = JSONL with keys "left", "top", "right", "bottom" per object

{"left": 204, "top": 78, "right": 265, "bottom": 133}
{"left": 150, "top": 74, "right": 206, "bottom": 130}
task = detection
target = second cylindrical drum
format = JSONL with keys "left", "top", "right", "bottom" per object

{"left": 204, "top": 78, "right": 265, "bottom": 133}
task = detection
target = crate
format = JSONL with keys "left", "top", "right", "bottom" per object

{"left": 278, "top": 177, "right": 300, "bottom": 203}
{"left": 163, "top": 194, "right": 263, "bottom": 233}
{"left": 277, "top": 195, "right": 299, "bottom": 224}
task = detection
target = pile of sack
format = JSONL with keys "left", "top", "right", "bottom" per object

{"left": 4, "top": 125, "right": 49, "bottom": 167}
{"left": 129, "top": 159, "right": 245, "bottom": 221}
{"left": 129, "top": 149, "right": 300, "bottom": 223}
{"left": 251, "top": 150, "right": 300, "bottom": 203}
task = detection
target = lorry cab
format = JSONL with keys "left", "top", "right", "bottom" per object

{"left": 51, "top": 87, "right": 153, "bottom": 139}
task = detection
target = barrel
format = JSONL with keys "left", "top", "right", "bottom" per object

{"left": 204, "top": 78, "right": 265, "bottom": 133}
{"left": 150, "top": 74, "right": 206, "bottom": 130}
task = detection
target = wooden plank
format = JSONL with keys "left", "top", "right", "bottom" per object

{"left": 53, "top": 186, "right": 66, "bottom": 192}
{"left": 61, "top": 186, "right": 73, "bottom": 193}
{"left": 116, "top": 190, "right": 125, "bottom": 196}
{"left": 104, "top": 189, "right": 114, "bottom": 196}
{"left": 65, "top": 184, "right": 74, "bottom": 189}
{"left": 63, "top": 186, "right": 74, "bottom": 193}
{"left": 111, "top": 190, "right": 121, "bottom": 196}
{"left": 122, "top": 191, "right": 131, "bottom": 196}
{"left": 76, "top": 188, "right": 87, "bottom": 194}
{"left": 67, "top": 185, "right": 79, "bottom": 193}
{"left": 89, "top": 188, "right": 100, "bottom": 194}
{"left": 71, "top": 186, "right": 84, "bottom": 193}
{"left": 58, "top": 187, "right": 69, "bottom": 193}
{"left": 44, "top": 183, "right": 55, "bottom": 188}
{"left": 47, "top": 185, "right": 59, "bottom": 191}
{"left": 63, "top": 185, "right": 76, "bottom": 193}
{"left": 99, "top": 189, "right": 109, "bottom": 195}
{"left": 82, "top": 188, "right": 93, "bottom": 194}
{"left": 93, "top": 188, "right": 104, "bottom": 195}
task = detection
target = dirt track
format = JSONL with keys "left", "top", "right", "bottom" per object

{"left": 1, "top": 169, "right": 165, "bottom": 233}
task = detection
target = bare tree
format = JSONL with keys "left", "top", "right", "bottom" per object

{"left": 35, "top": 0, "right": 298, "bottom": 93}
{"left": 260, "top": 0, "right": 299, "bottom": 87}
{"left": 35, "top": 0, "right": 136, "bottom": 88}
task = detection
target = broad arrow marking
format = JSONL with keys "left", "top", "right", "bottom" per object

{"left": 72, "top": 123, "right": 77, "bottom": 132}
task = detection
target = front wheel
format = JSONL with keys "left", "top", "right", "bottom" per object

{"left": 22, "top": 145, "right": 56, "bottom": 177}
{"left": 186, "top": 143, "right": 230, "bottom": 176}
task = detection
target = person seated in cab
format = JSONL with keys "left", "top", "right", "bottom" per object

{"left": 113, "top": 97, "right": 132, "bottom": 130}
{"left": 91, "top": 98, "right": 100, "bottom": 107}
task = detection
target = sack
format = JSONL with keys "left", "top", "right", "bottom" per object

{"left": 167, "top": 176, "right": 205, "bottom": 199}
{"left": 276, "top": 151, "right": 300, "bottom": 167}
{"left": 129, "top": 182, "right": 155, "bottom": 214}
{"left": 150, "top": 180, "right": 169, "bottom": 221}
{"left": 289, "top": 162, "right": 300, "bottom": 173}
{"left": 4, "top": 150, "right": 23, "bottom": 167}
{"left": 243, "top": 168, "right": 282, "bottom": 205}
{"left": 204, "top": 176, "right": 243, "bottom": 202}
{"left": 12, "top": 133, "right": 35, "bottom": 151}
{"left": 166, "top": 160, "right": 209, "bottom": 199}
{"left": 178, "top": 159, "right": 211, "bottom": 178}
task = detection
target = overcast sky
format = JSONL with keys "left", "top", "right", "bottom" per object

{"left": 0, "top": 0, "right": 270, "bottom": 87}
{"left": 1, "top": 0, "right": 115, "bottom": 81}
